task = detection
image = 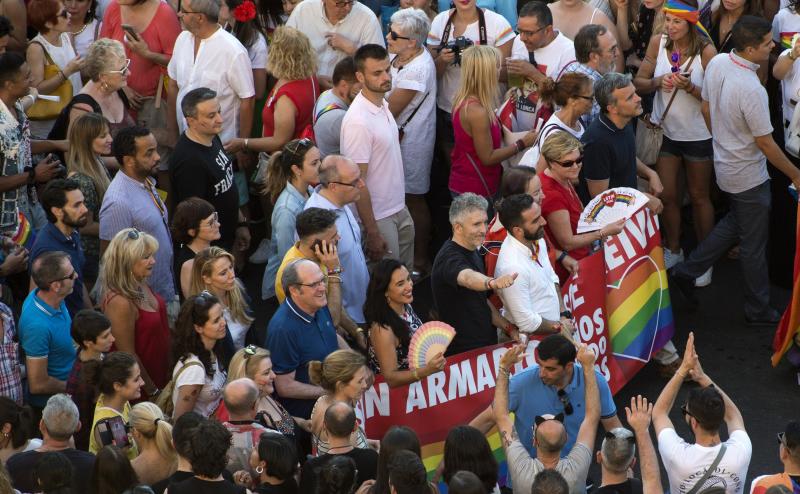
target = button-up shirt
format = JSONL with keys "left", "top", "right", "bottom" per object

{"left": 560, "top": 61, "right": 602, "bottom": 127}
{"left": 29, "top": 223, "right": 86, "bottom": 317}
{"left": 99, "top": 172, "right": 176, "bottom": 301}
{"left": 306, "top": 189, "right": 369, "bottom": 323}
{"left": 495, "top": 234, "right": 559, "bottom": 333}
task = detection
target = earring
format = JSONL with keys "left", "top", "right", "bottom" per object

{"left": 2, "top": 432, "right": 8, "bottom": 438}
{"left": 255, "top": 465, "right": 264, "bottom": 474}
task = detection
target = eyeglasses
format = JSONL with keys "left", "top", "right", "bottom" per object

{"left": 680, "top": 403, "right": 695, "bottom": 419}
{"left": 557, "top": 389, "right": 574, "bottom": 415}
{"left": 551, "top": 155, "right": 584, "bottom": 168}
{"left": 54, "top": 270, "right": 78, "bottom": 283}
{"left": 333, "top": 0, "right": 354, "bottom": 6}
{"left": 203, "top": 212, "right": 220, "bottom": 227}
{"left": 389, "top": 30, "right": 411, "bottom": 41}
{"left": 107, "top": 58, "right": 131, "bottom": 75}
{"left": 328, "top": 178, "right": 362, "bottom": 188}
{"left": 574, "top": 94, "right": 594, "bottom": 101}
{"left": 516, "top": 25, "right": 547, "bottom": 37}
{"left": 179, "top": 7, "right": 202, "bottom": 14}
{"left": 297, "top": 275, "right": 327, "bottom": 289}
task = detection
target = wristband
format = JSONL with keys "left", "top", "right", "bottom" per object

{"left": 515, "top": 139, "right": 525, "bottom": 153}
{"left": 244, "top": 138, "right": 249, "bottom": 150}
{"left": 329, "top": 265, "right": 343, "bottom": 275}
{"left": 485, "top": 277, "right": 494, "bottom": 290}
{"left": 557, "top": 250, "right": 568, "bottom": 263}
{"left": 412, "top": 368, "right": 420, "bottom": 381}
{"left": 327, "top": 275, "right": 342, "bottom": 283}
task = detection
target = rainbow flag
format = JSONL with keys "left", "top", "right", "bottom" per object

{"left": 780, "top": 32, "right": 799, "bottom": 49}
{"left": 772, "top": 201, "right": 800, "bottom": 366}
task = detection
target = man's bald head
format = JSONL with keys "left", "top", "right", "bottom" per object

{"left": 319, "top": 155, "right": 356, "bottom": 185}
{"left": 222, "top": 377, "right": 259, "bottom": 418}
{"left": 535, "top": 419, "right": 568, "bottom": 454}
{"left": 324, "top": 401, "right": 356, "bottom": 439}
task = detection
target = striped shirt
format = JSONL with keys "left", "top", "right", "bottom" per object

{"left": 99, "top": 171, "right": 176, "bottom": 301}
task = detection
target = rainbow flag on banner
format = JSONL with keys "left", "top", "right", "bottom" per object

{"left": 772, "top": 201, "right": 800, "bottom": 366}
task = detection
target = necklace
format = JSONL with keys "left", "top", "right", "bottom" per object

{"left": 71, "top": 22, "right": 90, "bottom": 37}
{"left": 728, "top": 52, "right": 755, "bottom": 72}
{"left": 394, "top": 48, "right": 422, "bottom": 70}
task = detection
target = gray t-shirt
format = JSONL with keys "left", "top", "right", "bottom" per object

{"left": 507, "top": 440, "right": 592, "bottom": 494}
{"left": 313, "top": 89, "right": 349, "bottom": 158}
{"left": 701, "top": 51, "right": 772, "bottom": 194}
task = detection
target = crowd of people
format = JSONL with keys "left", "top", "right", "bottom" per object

{"left": 0, "top": 0, "right": 798, "bottom": 491}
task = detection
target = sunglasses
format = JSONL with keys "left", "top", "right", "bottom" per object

{"left": 389, "top": 30, "right": 411, "bottom": 41}
{"left": 557, "top": 389, "right": 574, "bottom": 415}
{"left": 53, "top": 269, "right": 78, "bottom": 283}
{"left": 680, "top": 403, "right": 695, "bottom": 419}
{"left": 604, "top": 430, "right": 636, "bottom": 443}
{"left": 107, "top": 58, "right": 131, "bottom": 75}
{"left": 244, "top": 344, "right": 259, "bottom": 358}
{"left": 285, "top": 137, "right": 313, "bottom": 156}
{"left": 551, "top": 155, "right": 584, "bottom": 168}
{"left": 126, "top": 228, "right": 141, "bottom": 240}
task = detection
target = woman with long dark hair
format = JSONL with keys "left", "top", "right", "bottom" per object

{"left": 710, "top": 0, "right": 762, "bottom": 53}
{"left": 171, "top": 198, "right": 220, "bottom": 299}
{"left": 364, "top": 259, "right": 444, "bottom": 388}
{"left": 90, "top": 445, "right": 139, "bottom": 494}
{"left": 0, "top": 397, "right": 38, "bottom": 465}
{"left": 221, "top": 0, "right": 268, "bottom": 100}
{"left": 368, "top": 426, "right": 421, "bottom": 494}
{"left": 65, "top": 0, "right": 101, "bottom": 57}
{"left": 442, "top": 426, "right": 499, "bottom": 494}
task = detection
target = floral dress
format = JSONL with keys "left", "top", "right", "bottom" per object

{"left": 367, "top": 304, "right": 423, "bottom": 373}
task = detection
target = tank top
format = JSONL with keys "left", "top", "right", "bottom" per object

{"left": 449, "top": 98, "right": 502, "bottom": 196}
{"left": 30, "top": 33, "right": 83, "bottom": 98}
{"left": 261, "top": 77, "right": 320, "bottom": 138}
{"left": 651, "top": 35, "right": 711, "bottom": 142}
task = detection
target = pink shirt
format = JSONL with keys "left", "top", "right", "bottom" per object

{"left": 340, "top": 92, "right": 405, "bottom": 221}
{"left": 101, "top": 1, "right": 181, "bottom": 97}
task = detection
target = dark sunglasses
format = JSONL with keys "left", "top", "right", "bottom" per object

{"left": 285, "top": 138, "right": 313, "bottom": 157}
{"left": 604, "top": 430, "right": 636, "bottom": 443}
{"left": 557, "top": 389, "right": 574, "bottom": 415}
{"left": 680, "top": 403, "right": 695, "bottom": 418}
{"left": 552, "top": 155, "right": 584, "bottom": 168}
{"left": 244, "top": 344, "right": 259, "bottom": 359}
{"left": 389, "top": 30, "right": 411, "bottom": 41}
{"left": 53, "top": 269, "right": 78, "bottom": 283}
{"left": 126, "top": 228, "right": 141, "bottom": 240}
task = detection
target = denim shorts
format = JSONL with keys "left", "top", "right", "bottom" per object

{"left": 658, "top": 136, "right": 713, "bottom": 162}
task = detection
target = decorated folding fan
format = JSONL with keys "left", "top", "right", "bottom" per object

{"left": 408, "top": 321, "right": 456, "bottom": 370}
{"left": 576, "top": 187, "right": 649, "bottom": 233}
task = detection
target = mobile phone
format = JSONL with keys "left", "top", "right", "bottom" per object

{"left": 96, "top": 415, "right": 131, "bottom": 448}
{"left": 121, "top": 24, "right": 140, "bottom": 42}
{"left": 311, "top": 239, "right": 324, "bottom": 253}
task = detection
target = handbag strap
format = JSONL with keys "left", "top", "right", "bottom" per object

{"left": 465, "top": 154, "right": 492, "bottom": 197}
{"left": 685, "top": 443, "right": 727, "bottom": 494}
{"left": 659, "top": 52, "right": 698, "bottom": 125}
{"left": 399, "top": 92, "right": 430, "bottom": 131}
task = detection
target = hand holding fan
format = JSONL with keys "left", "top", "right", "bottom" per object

{"left": 408, "top": 321, "right": 456, "bottom": 370}
{"left": 577, "top": 187, "right": 649, "bottom": 233}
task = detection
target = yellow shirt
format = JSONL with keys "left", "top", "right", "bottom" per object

{"left": 275, "top": 243, "right": 327, "bottom": 303}
{"left": 88, "top": 394, "right": 138, "bottom": 459}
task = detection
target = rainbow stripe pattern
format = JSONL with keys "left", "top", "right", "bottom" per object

{"left": 606, "top": 246, "right": 675, "bottom": 363}
{"left": 408, "top": 322, "right": 456, "bottom": 370}
{"left": 424, "top": 426, "right": 510, "bottom": 490}
{"left": 773, "top": 201, "right": 800, "bottom": 366}
{"left": 11, "top": 212, "right": 34, "bottom": 250}
{"left": 584, "top": 192, "right": 636, "bottom": 224}
{"left": 780, "top": 32, "right": 799, "bottom": 49}
{"left": 663, "top": 0, "right": 712, "bottom": 40}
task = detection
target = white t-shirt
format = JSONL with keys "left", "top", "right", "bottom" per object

{"left": 246, "top": 31, "right": 269, "bottom": 70}
{"left": 167, "top": 28, "right": 255, "bottom": 143}
{"left": 773, "top": 7, "right": 800, "bottom": 51}
{"left": 388, "top": 50, "right": 438, "bottom": 195}
{"left": 778, "top": 48, "right": 800, "bottom": 139}
{"left": 427, "top": 9, "right": 515, "bottom": 112}
{"left": 172, "top": 354, "right": 227, "bottom": 419}
{"left": 509, "top": 31, "right": 576, "bottom": 131}
{"left": 658, "top": 428, "right": 752, "bottom": 494}
{"left": 519, "top": 112, "right": 583, "bottom": 167}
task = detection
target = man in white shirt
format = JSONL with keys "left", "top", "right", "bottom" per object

{"left": 653, "top": 333, "right": 752, "bottom": 494}
{"left": 286, "top": 0, "right": 384, "bottom": 82}
{"left": 494, "top": 194, "right": 574, "bottom": 335}
{"left": 341, "top": 44, "right": 414, "bottom": 267}
{"left": 166, "top": 0, "right": 255, "bottom": 168}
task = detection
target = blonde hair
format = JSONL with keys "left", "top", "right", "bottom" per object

{"left": 308, "top": 349, "right": 366, "bottom": 394}
{"left": 228, "top": 346, "right": 271, "bottom": 382}
{"left": 452, "top": 45, "right": 501, "bottom": 122}
{"left": 130, "top": 402, "right": 177, "bottom": 469}
{"left": 100, "top": 229, "right": 159, "bottom": 302}
{"left": 67, "top": 113, "right": 112, "bottom": 202}
{"left": 267, "top": 26, "right": 318, "bottom": 81}
{"left": 85, "top": 38, "right": 126, "bottom": 81}
{"left": 189, "top": 247, "right": 254, "bottom": 326}
{"left": 541, "top": 131, "right": 584, "bottom": 163}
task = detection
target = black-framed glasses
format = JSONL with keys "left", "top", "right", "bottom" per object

{"left": 680, "top": 403, "right": 695, "bottom": 419}
{"left": 574, "top": 94, "right": 594, "bottom": 101}
{"left": 551, "top": 155, "right": 584, "bottom": 168}
{"left": 297, "top": 275, "right": 327, "bottom": 289}
{"left": 557, "top": 389, "right": 574, "bottom": 415}
{"left": 54, "top": 270, "right": 78, "bottom": 283}
{"left": 328, "top": 177, "right": 363, "bottom": 188}
{"left": 107, "top": 58, "right": 131, "bottom": 75}
{"left": 516, "top": 25, "right": 547, "bottom": 37}
{"left": 389, "top": 30, "right": 411, "bottom": 41}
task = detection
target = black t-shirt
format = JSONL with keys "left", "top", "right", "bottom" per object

{"left": 298, "top": 448, "right": 378, "bottom": 493}
{"left": 151, "top": 469, "right": 234, "bottom": 494}
{"left": 169, "top": 134, "right": 240, "bottom": 246}
{"left": 430, "top": 239, "right": 494, "bottom": 356}
{"left": 593, "top": 478, "right": 644, "bottom": 494}
{"left": 168, "top": 476, "right": 246, "bottom": 494}
{"left": 578, "top": 113, "right": 638, "bottom": 204}
{"left": 254, "top": 478, "right": 299, "bottom": 494}
{"left": 7, "top": 448, "right": 95, "bottom": 493}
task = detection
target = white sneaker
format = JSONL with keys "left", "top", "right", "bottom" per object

{"left": 694, "top": 267, "right": 713, "bottom": 287}
{"left": 663, "top": 248, "right": 684, "bottom": 270}
{"left": 249, "top": 239, "right": 271, "bottom": 264}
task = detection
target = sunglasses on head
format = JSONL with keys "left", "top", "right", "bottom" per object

{"left": 244, "top": 344, "right": 259, "bottom": 359}
{"left": 551, "top": 155, "right": 584, "bottom": 168}
{"left": 680, "top": 403, "right": 695, "bottom": 418}
{"left": 557, "top": 389, "right": 574, "bottom": 415}
{"left": 126, "top": 228, "right": 141, "bottom": 240}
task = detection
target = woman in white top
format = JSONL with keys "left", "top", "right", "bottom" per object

{"left": 220, "top": 0, "right": 269, "bottom": 100}
{"left": 548, "top": 0, "right": 623, "bottom": 69}
{"left": 189, "top": 247, "right": 253, "bottom": 350}
{"left": 171, "top": 292, "right": 230, "bottom": 421}
{"left": 26, "top": 0, "right": 84, "bottom": 138}
{"left": 387, "top": 8, "right": 438, "bottom": 274}
{"left": 633, "top": 0, "right": 716, "bottom": 284}
{"left": 519, "top": 72, "right": 594, "bottom": 172}
{"left": 65, "top": 0, "right": 102, "bottom": 58}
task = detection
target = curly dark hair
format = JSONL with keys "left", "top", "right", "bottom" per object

{"left": 442, "top": 426, "right": 498, "bottom": 494}
{"left": 35, "top": 452, "right": 73, "bottom": 494}
{"left": 186, "top": 420, "right": 232, "bottom": 478}
{"left": 364, "top": 259, "right": 413, "bottom": 348}
{"left": 317, "top": 455, "right": 358, "bottom": 494}
{"left": 91, "top": 446, "right": 139, "bottom": 494}
{"left": 170, "top": 293, "right": 226, "bottom": 378}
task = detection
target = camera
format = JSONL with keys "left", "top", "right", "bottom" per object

{"left": 440, "top": 36, "right": 474, "bottom": 65}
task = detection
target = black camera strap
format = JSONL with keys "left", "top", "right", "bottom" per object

{"left": 440, "top": 7, "right": 487, "bottom": 47}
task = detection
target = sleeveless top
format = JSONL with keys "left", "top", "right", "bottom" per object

{"left": 261, "top": 77, "right": 320, "bottom": 138}
{"left": 30, "top": 33, "right": 83, "bottom": 98}
{"left": 168, "top": 477, "right": 246, "bottom": 494}
{"left": 367, "top": 304, "right": 422, "bottom": 373}
{"left": 48, "top": 91, "right": 135, "bottom": 141}
{"left": 103, "top": 287, "right": 171, "bottom": 389}
{"left": 311, "top": 398, "right": 369, "bottom": 456}
{"left": 449, "top": 98, "right": 502, "bottom": 196}
{"left": 651, "top": 35, "right": 710, "bottom": 142}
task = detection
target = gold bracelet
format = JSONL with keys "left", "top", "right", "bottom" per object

{"left": 412, "top": 368, "right": 420, "bottom": 381}
{"left": 790, "top": 51, "right": 798, "bottom": 61}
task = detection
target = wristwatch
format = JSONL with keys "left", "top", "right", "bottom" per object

{"left": 560, "top": 310, "right": 573, "bottom": 319}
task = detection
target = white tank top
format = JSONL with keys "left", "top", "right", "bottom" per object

{"left": 31, "top": 33, "right": 83, "bottom": 97}
{"left": 651, "top": 35, "right": 711, "bottom": 142}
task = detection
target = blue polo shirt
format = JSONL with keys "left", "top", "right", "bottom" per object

{"left": 508, "top": 363, "right": 616, "bottom": 458}
{"left": 265, "top": 298, "right": 338, "bottom": 419}
{"left": 19, "top": 289, "right": 74, "bottom": 408}
{"left": 29, "top": 223, "right": 86, "bottom": 317}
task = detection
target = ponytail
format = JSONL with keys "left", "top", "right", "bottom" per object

{"left": 130, "top": 402, "right": 177, "bottom": 467}
{"left": 82, "top": 352, "right": 137, "bottom": 397}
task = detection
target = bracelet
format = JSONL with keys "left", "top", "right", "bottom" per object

{"left": 58, "top": 69, "right": 67, "bottom": 81}
{"left": 515, "top": 139, "right": 525, "bottom": 153}
{"left": 412, "top": 368, "right": 420, "bottom": 381}
{"left": 485, "top": 277, "right": 494, "bottom": 290}
{"left": 498, "top": 367, "right": 510, "bottom": 377}
{"left": 557, "top": 250, "right": 568, "bottom": 263}
{"left": 243, "top": 138, "right": 249, "bottom": 150}
{"left": 327, "top": 275, "right": 342, "bottom": 283}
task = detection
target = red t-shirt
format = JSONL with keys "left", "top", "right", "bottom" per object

{"left": 262, "top": 77, "right": 320, "bottom": 138}
{"left": 540, "top": 171, "right": 589, "bottom": 282}
{"left": 101, "top": 1, "right": 181, "bottom": 97}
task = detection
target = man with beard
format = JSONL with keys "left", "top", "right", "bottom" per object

{"left": 494, "top": 194, "right": 574, "bottom": 335}
{"left": 99, "top": 126, "right": 176, "bottom": 303}
{"left": 29, "top": 179, "right": 91, "bottom": 317}
{"left": 341, "top": 44, "right": 414, "bottom": 267}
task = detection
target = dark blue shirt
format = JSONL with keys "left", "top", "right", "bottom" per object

{"left": 29, "top": 223, "right": 86, "bottom": 317}
{"left": 578, "top": 113, "right": 638, "bottom": 204}
{"left": 265, "top": 298, "right": 338, "bottom": 419}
